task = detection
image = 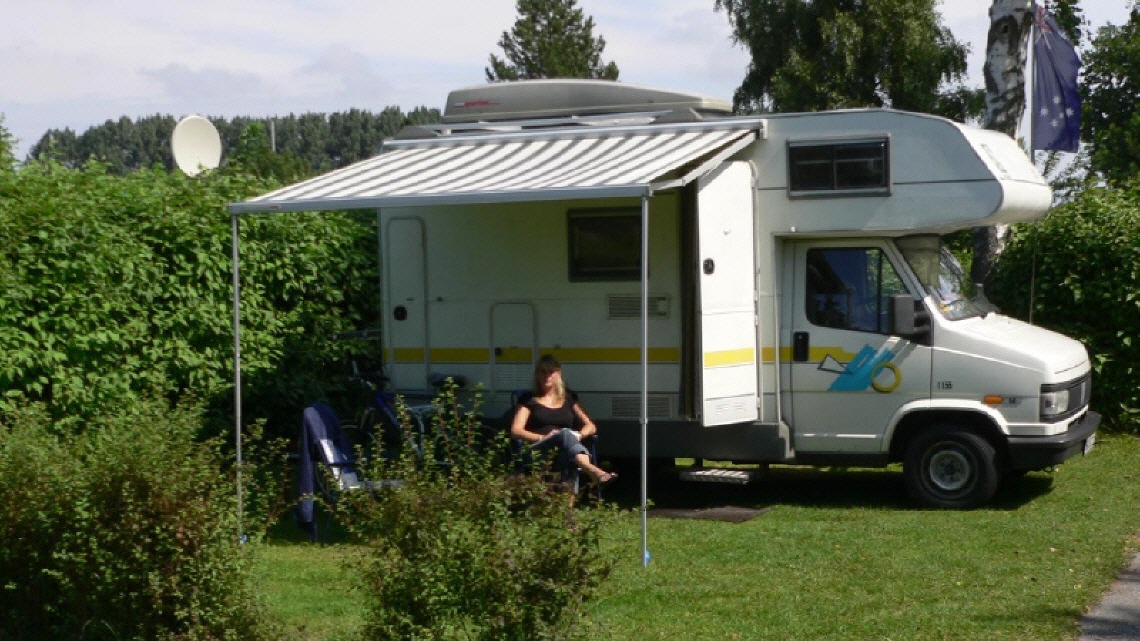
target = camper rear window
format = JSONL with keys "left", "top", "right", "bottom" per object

{"left": 788, "top": 139, "right": 890, "bottom": 196}
{"left": 567, "top": 209, "right": 641, "bottom": 281}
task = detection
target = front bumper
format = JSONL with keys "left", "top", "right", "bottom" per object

{"left": 1006, "top": 410, "right": 1101, "bottom": 471}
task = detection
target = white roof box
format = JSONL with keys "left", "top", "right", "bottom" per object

{"left": 442, "top": 79, "right": 733, "bottom": 123}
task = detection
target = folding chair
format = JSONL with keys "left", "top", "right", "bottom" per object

{"left": 509, "top": 390, "right": 602, "bottom": 498}
{"left": 295, "top": 402, "right": 396, "bottom": 542}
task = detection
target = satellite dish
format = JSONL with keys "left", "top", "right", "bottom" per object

{"left": 171, "top": 115, "right": 222, "bottom": 176}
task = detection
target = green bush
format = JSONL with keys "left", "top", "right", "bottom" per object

{"left": 990, "top": 183, "right": 1140, "bottom": 431}
{"left": 0, "top": 397, "right": 283, "bottom": 640}
{"left": 337, "top": 385, "right": 620, "bottom": 641}
{"left": 0, "top": 156, "right": 381, "bottom": 438}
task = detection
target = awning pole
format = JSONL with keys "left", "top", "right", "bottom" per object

{"left": 640, "top": 193, "right": 650, "bottom": 568}
{"left": 231, "top": 212, "right": 244, "bottom": 543}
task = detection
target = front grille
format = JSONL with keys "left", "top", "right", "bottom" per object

{"left": 1072, "top": 374, "right": 1092, "bottom": 410}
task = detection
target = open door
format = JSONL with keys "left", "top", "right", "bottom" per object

{"left": 696, "top": 161, "right": 760, "bottom": 426}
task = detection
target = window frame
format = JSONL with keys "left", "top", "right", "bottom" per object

{"left": 804, "top": 246, "right": 910, "bottom": 335}
{"left": 787, "top": 136, "right": 891, "bottom": 198}
{"left": 566, "top": 207, "right": 642, "bottom": 282}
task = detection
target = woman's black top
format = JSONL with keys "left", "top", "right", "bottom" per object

{"left": 523, "top": 397, "right": 576, "bottom": 436}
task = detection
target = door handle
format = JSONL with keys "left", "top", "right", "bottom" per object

{"left": 792, "top": 331, "right": 810, "bottom": 362}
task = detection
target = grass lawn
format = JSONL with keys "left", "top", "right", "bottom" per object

{"left": 253, "top": 434, "right": 1140, "bottom": 641}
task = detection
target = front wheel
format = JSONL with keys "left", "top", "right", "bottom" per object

{"left": 903, "top": 426, "right": 999, "bottom": 509}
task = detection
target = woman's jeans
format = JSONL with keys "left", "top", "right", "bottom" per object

{"left": 529, "top": 428, "right": 589, "bottom": 485}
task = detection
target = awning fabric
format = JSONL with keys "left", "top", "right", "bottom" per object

{"left": 229, "top": 119, "right": 762, "bottom": 214}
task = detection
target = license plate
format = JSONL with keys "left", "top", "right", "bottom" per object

{"left": 1083, "top": 434, "right": 1096, "bottom": 456}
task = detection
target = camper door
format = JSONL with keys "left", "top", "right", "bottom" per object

{"left": 696, "top": 161, "right": 760, "bottom": 426}
{"left": 384, "top": 216, "right": 430, "bottom": 390}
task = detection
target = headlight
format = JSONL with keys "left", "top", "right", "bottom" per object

{"left": 1040, "top": 389, "right": 1070, "bottom": 419}
{"left": 1039, "top": 374, "right": 1091, "bottom": 422}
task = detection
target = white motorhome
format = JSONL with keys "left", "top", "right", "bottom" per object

{"left": 234, "top": 80, "right": 1099, "bottom": 508}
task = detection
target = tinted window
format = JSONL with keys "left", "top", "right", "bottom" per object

{"left": 567, "top": 209, "right": 641, "bottom": 281}
{"left": 806, "top": 247, "right": 908, "bottom": 333}
{"left": 789, "top": 139, "right": 889, "bottom": 195}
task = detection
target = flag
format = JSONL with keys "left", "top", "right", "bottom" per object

{"left": 1031, "top": 2, "right": 1082, "bottom": 152}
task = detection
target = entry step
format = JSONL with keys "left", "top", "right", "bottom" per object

{"left": 679, "top": 467, "right": 761, "bottom": 485}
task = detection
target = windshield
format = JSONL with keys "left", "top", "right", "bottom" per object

{"left": 896, "top": 235, "right": 988, "bottom": 320}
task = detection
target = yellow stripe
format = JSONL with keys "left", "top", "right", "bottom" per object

{"left": 386, "top": 346, "right": 682, "bottom": 364}
{"left": 493, "top": 347, "right": 534, "bottom": 363}
{"left": 393, "top": 345, "right": 854, "bottom": 365}
{"left": 760, "top": 346, "right": 857, "bottom": 363}
{"left": 544, "top": 347, "right": 680, "bottom": 363}
{"left": 703, "top": 347, "right": 756, "bottom": 368}
{"left": 808, "top": 346, "right": 857, "bottom": 362}
{"left": 432, "top": 347, "right": 495, "bottom": 363}
{"left": 391, "top": 347, "right": 425, "bottom": 362}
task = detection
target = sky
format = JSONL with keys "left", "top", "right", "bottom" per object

{"left": 1, "top": 0, "right": 1130, "bottom": 160}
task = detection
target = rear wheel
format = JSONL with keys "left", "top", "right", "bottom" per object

{"left": 904, "top": 426, "right": 999, "bottom": 509}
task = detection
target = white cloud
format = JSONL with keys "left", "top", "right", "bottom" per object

{"left": 587, "top": 2, "right": 749, "bottom": 97}
{"left": 0, "top": 0, "right": 1130, "bottom": 159}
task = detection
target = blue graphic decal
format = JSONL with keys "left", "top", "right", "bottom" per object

{"left": 825, "top": 344, "right": 900, "bottom": 393}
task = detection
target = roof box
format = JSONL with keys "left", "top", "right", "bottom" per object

{"left": 442, "top": 79, "right": 733, "bottom": 123}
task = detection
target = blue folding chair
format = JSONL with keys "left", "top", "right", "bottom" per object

{"left": 295, "top": 403, "right": 399, "bottom": 542}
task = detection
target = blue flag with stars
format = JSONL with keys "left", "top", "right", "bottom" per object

{"left": 1031, "top": 2, "right": 1082, "bottom": 152}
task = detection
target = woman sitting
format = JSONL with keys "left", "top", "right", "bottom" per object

{"left": 510, "top": 354, "right": 617, "bottom": 487}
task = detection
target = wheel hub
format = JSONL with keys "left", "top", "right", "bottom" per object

{"left": 929, "top": 449, "right": 970, "bottom": 492}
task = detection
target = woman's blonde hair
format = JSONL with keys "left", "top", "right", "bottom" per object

{"left": 533, "top": 354, "right": 565, "bottom": 402}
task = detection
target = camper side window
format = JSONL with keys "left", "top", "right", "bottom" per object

{"left": 806, "top": 248, "right": 907, "bottom": 333}
{"left": 788, "top": 139, "right": 889, "bottom": 196}
{"left": 567, "top": 209, "right": 642, "bottom": 281}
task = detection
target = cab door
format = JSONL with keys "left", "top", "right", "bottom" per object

{"left": 786, "top": 241, "right": 931, "bottom": 454}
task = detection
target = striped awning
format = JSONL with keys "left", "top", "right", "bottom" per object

{"left": 229, "top": 119, "right": 762, "bottom": 214}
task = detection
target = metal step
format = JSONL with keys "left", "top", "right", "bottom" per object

{"left": 679, "top": 467, "right": 760, "bottom": 485}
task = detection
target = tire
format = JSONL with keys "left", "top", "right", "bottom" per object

{"left": 903, "top": 425, "right": 999, "bottom": 509}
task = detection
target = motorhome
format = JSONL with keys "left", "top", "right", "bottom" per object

{"left": 233, "top": 80, "right": 1099, "bottom": 508}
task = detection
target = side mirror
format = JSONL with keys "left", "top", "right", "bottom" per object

{"left": 890, "top": 294, "right": 931, "bottom": 343}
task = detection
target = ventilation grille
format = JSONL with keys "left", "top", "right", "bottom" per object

{"left": 495, "top": 364, "right": 532, "bottom": 391}
{"left": 607, "top": 294, "right": 669, "bottom": 320}
{"left": 610, "top": 394, "right": 673, "bottom": 419}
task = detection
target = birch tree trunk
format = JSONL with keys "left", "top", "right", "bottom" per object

{"left": 973, "top": 0, "right": 1034, "bottom": 287}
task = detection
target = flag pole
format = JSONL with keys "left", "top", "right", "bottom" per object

{"left": 1025, "top": 1, "right": 1036, "bottom": 158}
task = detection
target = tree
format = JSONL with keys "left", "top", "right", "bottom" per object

{"left": 714, "top": 0, "right": 973, "bottom": 117}
{"left": 28, "top": 108, "right": 442, "bottom": 175}
{"left": 1050, "top": 0, "right": 1087, "bottom": 45}
{"left": 225, "top": 122, "right": 311, "bottom": 183}
{"left": 485, "top": 0, "right": 619, "bottom": 82}
{"left": 972, "top": 0, "right": 1085, "bottom": 286}
{"left": 0, "top": 153, "right": 382, "bottom": 437}
{"left": 990, "top": 182, "right": 1140, "bottom": 431}
{"left": 1082, "top": 6, "right": 1140, "bottom": 184}
{"left": 0, "top": 116, "right": 15, "bottom": 176}
{"left": 971, "top": 0, "right": 1036, "bottom": 287}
